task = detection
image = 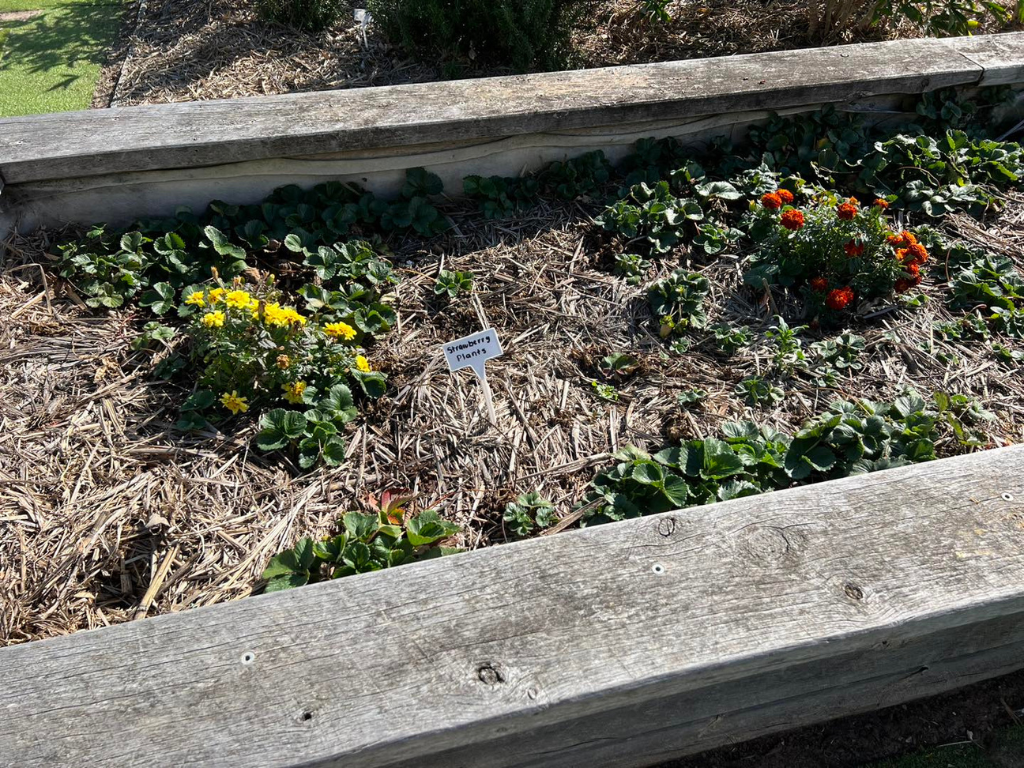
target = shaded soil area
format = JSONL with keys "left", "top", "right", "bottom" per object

{"left": 657, "top": 669, "right": 1024, "bottom": 768}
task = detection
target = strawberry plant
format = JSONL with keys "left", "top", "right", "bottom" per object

{"left": 711, "top": 323, "right": 751, "bottom": 355}
{"left": 262, "top": 505, "right": 459, "bottom": 591}
{"left": 503, "top": 492, "right": 558, "bottom": 537}
{"left": 435, "top": 269, "right": 474, "bottom": 299}
{"left": 648, "top": 270, "right": 711, "bottom": 336}
{"left": 464, "top": 175, "right": 540, "bottom": 218}
{"left": 598, "top": 181, "right": 704, "bottom": 254}
{"left": 578, "top": 392, "right": 989, "bottom": 526}
{"left": 613, "top": 253, "right": 652, "bottom": 284}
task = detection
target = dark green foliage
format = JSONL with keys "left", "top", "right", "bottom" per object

{"left": 742, "top": 103, "right": 1023, "bottom": 216}
{"left": 255, "top": 0, "right": 346, "bottom": 31}
{"left": 367, "top": 0, "right": 596, "bottom": 71}
{"left": 262, "top": 508, "right": 460, "bottom": 591}
{"left": 463, "top": 152, "right": 609, "bottom": 218}
{"left": 598, "top": 181, "right": 704, "bottom": 254}
{"left": 578, "top": 392, "right": 989, "bottom": 525}
{"left": 463, "top": 175, "right": 540, "bottom": 218}
{"left": 298, "top": 240, "right": 398, "bottom": 343}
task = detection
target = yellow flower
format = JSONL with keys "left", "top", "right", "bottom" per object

{"left": 325, "top": 321, "right": 357, "bottom": 341}
{"left": 282, "top": 381, "right": 307, "bottom": 404}
{"left": 355, "top": 355, "right": 371, "bottom": 373}
{"left": 276, "top": 354, "right": 291, "bottom": 370}
{"left": 185, "top": 291, "right": 206, "bottom": 308}
{"left": 220, "top": 391, "right": 248, "bottom": 415}
{"left": 201, "top": 311, "right": 226, "bottom": 328}
{"left": 225, "top": 290, "right": 252, "bottom": 309}
{"left": 208, "top": 288, "right": 226, "bottom": 304}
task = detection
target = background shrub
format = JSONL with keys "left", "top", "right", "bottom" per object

{"left": 366, "top": 0, "right": 596, "bottom": 71}
{"left": 255, "top": 0, "right": 346, "bottom": 31}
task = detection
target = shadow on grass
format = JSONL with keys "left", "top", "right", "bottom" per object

{"left": 0, "top": 3, "right": 120, "bottom": 87}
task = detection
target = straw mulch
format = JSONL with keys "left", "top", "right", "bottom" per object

{"left": 107, "top": 0, "right": 919, "bottom": 106}
{"left": 2, "top": 192, "right": 1024, "bottom": 646}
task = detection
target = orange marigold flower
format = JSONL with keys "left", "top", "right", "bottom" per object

{"left": 900, "top": 230, "right": 917, "bottom": 245}
{"left": 887, "top": 233, "right": 904, "bottom": 247}
{"left": 873, "top": 198, "right": 890, "bottom": 209}
{"left": 895, "top": 248, "right": 909, "bottom": 262}
{"left": 777, "top": 189, "right": 795, "bottom": 204}
{"left": 826, "top": 286, "right": 855, "bottom": 311}
{"left": 844, "top": 240, "right": 865, "bottom": 257}
{"left": 907, "top": 242, "right": 929, "bottom": 264}
{"left": 847, "top": 197, "right": 860, "bottom": 206}
{"left": 905, "top": 262, "right": 921, "bottom": 277}
{"left": 761, "top": 192, "right": 782, "bottom": 210}
{"left": 809, "top": 276, "right": 828, "bottom": 292}
{"left": 894, "top": 278, "right": 912, "bottom": 294}
{"left": 837, "top": 202, "right": 858, "bottom": 221}
{"left": 780, "top": 209, "right": 805, "bottom": 231}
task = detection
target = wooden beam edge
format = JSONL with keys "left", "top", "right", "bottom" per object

{"left": 4, "top": 34, "right": 1023, "bottom": 184}
{"left": 1, "top": 447, "right": 1022, "bottom": 768}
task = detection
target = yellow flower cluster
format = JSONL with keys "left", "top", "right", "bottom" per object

{"left": 261, "top": 302, "right": 307, "bottom": 328}
{"left": 192, "top": 285, "right": 308, "bottom": 331}
{"left": 355, "top": 355, "right": 371, "bottom": 373}
{"left": 201, "top": 311, "right": 226, "bottom": 328}
{"left": 282, "top": 381, "right": 307, "bottom": 404}
{"left": 325, "top": 321, "right": 357, "bottom": 341}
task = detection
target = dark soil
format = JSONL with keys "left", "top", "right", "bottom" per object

{"left": 655, "top": 670, "right": 1024, "bottom": 768}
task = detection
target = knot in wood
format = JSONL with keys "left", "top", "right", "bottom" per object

{"left": 738, "top": 526, "right": 800, "bottom": 567}
{"left": 657, "top": 517, "right": 677, "bottom": 538}
{"left": 477, "top": 664, "right": 505, "bottom": 686}
{"left": 844, "top": 584, "right": 864, "bottom": 601}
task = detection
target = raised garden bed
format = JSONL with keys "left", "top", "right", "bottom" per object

{"left": 2, "top": 32, "right": 1024, "bottom": 767}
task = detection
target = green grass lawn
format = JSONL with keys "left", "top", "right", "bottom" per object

{"left": 0, "top": 0, "right": 126, "bottom": 117}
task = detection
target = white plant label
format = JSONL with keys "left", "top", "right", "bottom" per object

{"left": 443, "top": 328, "right": 503, "bottom": 379}
{"left": 443, "top": 328, "right": 503, "bottom": 424}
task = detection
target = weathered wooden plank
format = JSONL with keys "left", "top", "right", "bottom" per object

{"left": 955, "top": 33, "right": 1024, "bottom": 86}
{"left": 0, "top": 35, "right": 1010, "bottom": 185}
{"left": 1, "top": 447, "right": 1022, "bottom": 768}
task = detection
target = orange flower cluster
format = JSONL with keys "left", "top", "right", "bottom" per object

{"left": 777, "top": 189, "right": 795, "bottom": 204}
{"left": 826, "top": 286, "right": 855, "bottom": 311}
{"left": 780, "top": 209, "right": 805, "bottom": 231}
{"left": 761, "top": 192, "right": 782, "bottom": 210}
{"left": 889, "top": 231, "right": 928, "bottom": 293}
{"left": 809, "top": 276, "right": 828, "bottom": 292}
{"left": 837, "top": 200, "right": 859, "bottom": 221}
{"left": 873, "top": 199, "right": 889, "bottom": 210}
{"left": 844, "top": 240, "right": 865, "bottom": 258}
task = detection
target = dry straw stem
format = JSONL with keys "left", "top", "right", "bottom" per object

{"left": 2, "top": 191, "right": 1024, "bottom": 647}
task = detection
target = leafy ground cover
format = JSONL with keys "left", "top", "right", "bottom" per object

{"left": 0, "top": 0, "right": 126, "bottom": 116}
